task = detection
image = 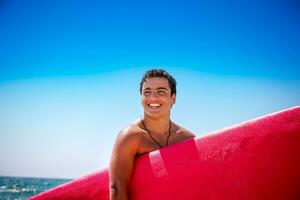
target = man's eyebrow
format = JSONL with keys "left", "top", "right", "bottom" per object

{"left": 143, "top": 87, "right": 168, "bottom": 91}
{"left": 156, "top": 87, "right": 168, "bottom": 90}
{"left": 143, "top": 87, "right": 151, "bottom": 91}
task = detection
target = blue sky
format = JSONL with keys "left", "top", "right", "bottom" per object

{"left": 0, "top": 0, "right": 299, "bottom": 179}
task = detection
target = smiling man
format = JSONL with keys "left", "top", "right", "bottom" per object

{"left": 109, "top": 69, "right": 195, "bottom": 200}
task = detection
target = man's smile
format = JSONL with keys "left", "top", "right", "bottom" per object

{"left": 148, "top": 103, "right": 162, "bottom": 109}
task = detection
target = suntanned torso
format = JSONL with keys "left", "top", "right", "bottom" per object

{"left": 109, "top": 119, "right": 195, "bottom": 200}
{"left": 128, "top": 120, "right": 195, "bottom": 156}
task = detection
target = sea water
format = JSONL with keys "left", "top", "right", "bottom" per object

{"left": 0, "top": 176, "right": 71, "bottom": 200}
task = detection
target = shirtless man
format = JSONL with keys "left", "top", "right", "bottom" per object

{"left": 109, "top": 69, "right": 195, "bottom": 200}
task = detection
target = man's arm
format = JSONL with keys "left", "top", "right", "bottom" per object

{"left": 109, "top": 130, "right": 139, "bottom": 200}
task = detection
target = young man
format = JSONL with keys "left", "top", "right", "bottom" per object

{"left": 109, "top": 69, "right": 195, "bottom": 200}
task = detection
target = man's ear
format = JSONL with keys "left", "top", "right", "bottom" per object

{"left": 172, "top": 93, "right": 176, "bottom": 104}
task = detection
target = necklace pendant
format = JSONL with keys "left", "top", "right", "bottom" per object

{"left": 140, "top": 118, "right": 172, "bottom": 148}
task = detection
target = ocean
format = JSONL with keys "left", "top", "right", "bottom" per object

{"left": 0, "top": 176, "right": 72, "bottom": 200}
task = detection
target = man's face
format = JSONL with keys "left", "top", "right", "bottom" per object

{"left": 141, "top": 77, "right": 176, "bottom": 118}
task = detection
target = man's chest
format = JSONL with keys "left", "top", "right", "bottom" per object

{"left": 137, "top": 131, "right": 187, "bottom": 155}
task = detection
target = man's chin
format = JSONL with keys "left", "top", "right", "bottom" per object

{"left": 144, "top": 111, "right": 162, "bottom": 118}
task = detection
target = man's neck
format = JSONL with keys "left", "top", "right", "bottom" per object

{"left": 141, "top": 114, "right": 171, "bottom": 136}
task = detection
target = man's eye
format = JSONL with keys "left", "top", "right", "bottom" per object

{"left": 158, "top": 91, "right": 166, "bottom": 94}
{"left": 143, "top": 91, "right": 150, "bottom": 94}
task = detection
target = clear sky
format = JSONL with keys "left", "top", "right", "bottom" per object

{"left": 0, "top": 0, "right": 299, "bottom": 179}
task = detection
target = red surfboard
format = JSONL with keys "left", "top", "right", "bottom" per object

{"left": 29, "top": 106, "right": 300, "bottom": 200}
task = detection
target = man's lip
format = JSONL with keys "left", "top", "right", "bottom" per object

{"left": 147, "top": 103, "right": 162, "bottom": 108}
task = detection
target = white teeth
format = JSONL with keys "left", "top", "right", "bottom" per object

{"left": 149, "top": 103, "right": 161, "bottom": 107}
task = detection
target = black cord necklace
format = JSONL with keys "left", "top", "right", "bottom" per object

{"left": 140, "top": 118, "right": 172, "bottom": 148}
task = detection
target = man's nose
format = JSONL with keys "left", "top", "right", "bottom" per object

{"left": 149, "top": 91, "right": 159, "bottom": 99}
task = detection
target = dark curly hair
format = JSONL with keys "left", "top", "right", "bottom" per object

{"left": 139, "top": 69, "right": 177, "bottom": 96}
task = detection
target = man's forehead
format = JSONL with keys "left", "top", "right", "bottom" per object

{"left": 142, "top": 77, "right": 170, "bottom": 89}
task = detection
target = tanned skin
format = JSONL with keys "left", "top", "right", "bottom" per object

{"left": 109, "top": 77, "right": 195, "bottom": 200}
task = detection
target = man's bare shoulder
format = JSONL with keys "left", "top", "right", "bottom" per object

{"left": 111, "top": 123, "right": 143, "bottom": 158}
{"left": 173, "top": 123, "right": 196, "bottom": 139}
{"left": 116, "top": 122, "right": 143, "bottom": 144}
